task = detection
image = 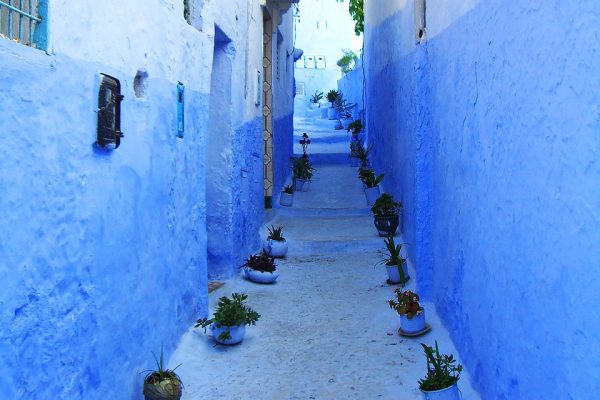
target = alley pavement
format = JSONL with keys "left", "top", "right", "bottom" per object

{"left": 170, "top": 116, "right": 480, "bottom": 400}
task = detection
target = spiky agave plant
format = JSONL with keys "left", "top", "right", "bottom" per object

{"left": 267, "top": 225, "right": 285, "bottom": 242}
{"left": 143, "top": 348, "right": 182, "bottom": 400}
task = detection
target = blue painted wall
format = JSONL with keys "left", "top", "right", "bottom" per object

{"left": 231, "top": 117, "right": 264, "bottom": 267}
{"left": 273, "top": 113, "right": 295, "bottom": 200}
{"left": 366, "top": 1, "right": 600, "bottom": 398}
{"left": 0, "top": 40, "right": 208, "bottom": 399}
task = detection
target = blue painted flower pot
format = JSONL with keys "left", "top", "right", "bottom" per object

{"left": 294, "top": 178, "right": 306, "bottom": 191}
{"left": 263, "top": 239, "right": 288, "bottom": 257}
{"left": 400, "top": 311, "right": 426, "bottom": 334}
{"left": 210, "top": 324, "right": 246, "bottom": 345}
{"left": 386, "top": 261, "right": 409, "bottom": 284}
{"left": 244, "top": 267, "right": 279, "bottom": 284}
{"left": 421, "top": 383, "right": 460, "bottom": 400}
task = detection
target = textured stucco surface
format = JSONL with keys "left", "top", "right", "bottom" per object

{"left": 365, "top": 1, "right": 600, "bottom": 399}
{"left": 273, "top": 114, "right": 295, "bottom": 200}
{"left": 0, "top": 0, "right": 296, "bottom": 398}
{"left": 0, "top": 45, "right": 208, "bottom": 399}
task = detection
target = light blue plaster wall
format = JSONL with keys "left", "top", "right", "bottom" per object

{"left": 366, "top": 1, "right": 600, "bottom": 398}
{"left": 337, "top": 58, "right": 364, "bottom": 118}
{"left": 0, "top": 41, "right": 208, "bottom": 399}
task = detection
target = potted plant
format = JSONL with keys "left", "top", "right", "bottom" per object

{"left": 360, "top": 168, "right": 384, "bottom": 206}
{"left": 309, "top": 90, "right": 323, "bottom": 109}
{"left": 347, "top": 119, "right": 363, "bottom": 141}
{"left": 291, "top": 156, "right": 316, "bottom": 192}
{"left": 280, "top": 185, "right": 294, "bottom": 207}
{"left": 142, "top": 348, "right": 182, "bottom": 400}
{"left": 388, "top": 290, "right": 429, "bottom": 336}
{"left": 349, "top": 140, "right": 361, "bottom": 167}
{"left": 352, "top": 140, "right": 371, "bottom": 168}
{"left": 371, "top": 193, "right": 403, "bottom": 237}
{"left": 263, "top": 225, "right": 288, "bottom": 257}
{"left": 336, "top": 97, "right": 355, "bottom": 130}
{"left": 195, "top": 293, "right": 260, "bottom": 345}
{"left": 336, "top": 49, "right": 358, "bottom": 74}
{"left": 326, "top": 89, "right": 339, "bottom": 120}
{"left": 419, "top": 341, "right": 463, "bottom": 399}
{"left": 242, "top": 251, "right": 279, "bottom": 284}
{"left": 379, "top": 235, "right": 409, "bottom": 285}
{"left": 299, "top": 132, "right": 311, "bottom": 156}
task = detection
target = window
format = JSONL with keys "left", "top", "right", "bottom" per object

{"left": 304, "top": 56, "right": 315, "bottom": 69}
{"left": 315, "top": 56, "right": 326, "bottom": 69}
{"left": 96, "top": 74, "right": 124, "bottom": 150}
{"left": 0, "top": 0, "right": 48, "bottom": 50}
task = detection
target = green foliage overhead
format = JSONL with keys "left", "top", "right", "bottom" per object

{"left": 336, "top": 0, "right": 364, "bottom": 35}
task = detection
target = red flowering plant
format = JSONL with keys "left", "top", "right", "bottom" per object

{"left": 388, "top": 289, "right": 423, "bottom": 319}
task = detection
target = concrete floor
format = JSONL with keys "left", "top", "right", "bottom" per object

{"left": 170, "top": 118, "right": 481, "bottom": 400}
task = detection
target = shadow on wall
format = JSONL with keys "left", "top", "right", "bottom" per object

{"left": 207, "top": 25, "right": 235, "bottom": 280}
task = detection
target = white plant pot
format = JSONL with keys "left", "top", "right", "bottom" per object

{"left": 421, "top": 383, "right": 460, "bottom": 400}
{"left": 386, "top": 261, "right": 409, "bottom": 284}
{"left": 244, "top": 267, "right": 279, "bottom": 284}
{"left": 302, "top": 181, "right": 310, "bottom": 192}
{"left": 400, "top": 311, "right": 426, "bottom": 334}
{"left": 309, "top": 102, "right": 319, "bottom": 109}
{"left": 210, "top": 324, "right": 246, "bottom": 345}
{"left": 280, "top": 192, "right": 293, "bottom": 207}
{"left": 365, "top": 185, "right": 381, "bottom": 206}
{"left": 327, "top": 107, "right": 337, "bottom": 120}
{"left": 263, "top": 239, "right": 288, "bottom": 257}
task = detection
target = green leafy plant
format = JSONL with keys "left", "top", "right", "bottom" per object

{"left": 359, "top": 168, "right": 384, "bottom": 188}
{"left": 347, "top": 119, "right": 363, "bottom": 138}
{"left": 195, "top": 293, "right": 260, "bottom": 341}
{"left": 349, "top": 140, "right": 370, "bottom": 167}
{"left": 388, "top": 289, "right": 422, "bottom": 319}
{"left": 379, "top": 235, "right": 408, "bottom": 286}
{"left": 418, "top": 341, "right": 463, "bottom": 392}
{"left": 371, "top": 194, "right": 403, "bottom": 216}
{"left": 243, "top": 251, "right": 277, "bottom": 273}
{"left": 291, "top": 156, "right": 316, "bottom": 182}
{"left": 283, "top": 185, "right": 294, "bottom": 194}
{"left": 310, "top": 90, "right": 324, "bottom": 104}
{"left": 267, "top": 225, "right": 285, "bottom": 242}
{"left": 336, "top": 49, "right": 358, "bottom": 73}
{"left": 326, "top": 89, "right": 339, "bottom": 107}
{"left": 143, "top": 347, "right": 182, "bottom": 399}
{"left": 336, "top": 0, "right": 364, "bottom": 35}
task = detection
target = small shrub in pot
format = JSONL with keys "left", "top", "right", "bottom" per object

{"left": 379, "top": 235, "right": 409, "bottom": 285}
{"left": 195, "top": 293, "right": 260, "bottom": 345}
{"left": 388, "top": 289, "right": 427, "bottom": 334}
{"left": 371, "top": 194, "right": 403, "bottom": 237}
{"left": 418, "top": 341, "right": 463, "bottom": 399}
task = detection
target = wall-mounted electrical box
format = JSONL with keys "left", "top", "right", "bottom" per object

{"left": 177, "top": 82, "right": 185, "bottom": 138}
{"left": 96, "top": 74, "right": 124, "bottom": 150}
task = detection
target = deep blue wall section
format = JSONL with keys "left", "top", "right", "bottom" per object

{"left": 367, "top": 2, "right": 600, "bottom": 399}
{"left": 0, "top": 43, "right": 208, "bottom": 400}
{"left": 273, "top": 113, "right": 294, "bottom": 201}
{"left": 232, "top": 117, "right": 264, "bottom": 266}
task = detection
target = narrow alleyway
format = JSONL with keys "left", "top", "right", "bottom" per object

{"left": 170, "top": 119, "right": 480, "bottom": 400}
